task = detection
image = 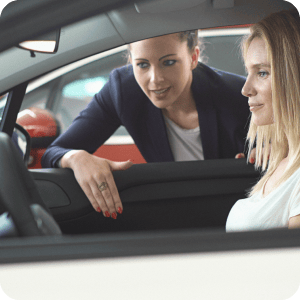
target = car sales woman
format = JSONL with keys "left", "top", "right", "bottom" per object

{"left": 42, "top": 31, "right": 249, "bottom": 219}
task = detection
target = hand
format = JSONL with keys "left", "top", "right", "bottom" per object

{"left": 235, "top": 148, "right": 270, "bottom": 165}
{"left": 61, "top": 150, "right": 133, "bottom": 219}
{"left": 235, "top": 148, "right": 256, "bottom": 164}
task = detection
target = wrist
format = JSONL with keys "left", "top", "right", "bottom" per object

{"left": 61, "top": 150, "right": 87, "bottom": 169}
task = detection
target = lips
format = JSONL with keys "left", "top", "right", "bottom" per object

{"left": 249, "top": 102, "right": 264, "bottom": 112}
{"left": 151, "top": 87, "right": 171, "bottom": 95}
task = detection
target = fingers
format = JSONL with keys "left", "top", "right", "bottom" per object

{"left": 235, "top": 153, "right": 245, "bottom": 159}
{"left": 104, "top": 171, "right": 123, "bottom": 214}
{"left": 72, "top": 155, "right": 132, "bottom": 219}
{"left": 80, "top": 181, "right": 109, "bottom": 215}
{"left": 90, "top": 179, "right": 115, "bottom": 218}
{"left": 236, "top": 148, "right": 270, "bottom": 165}
{"left": 249, "top": 148, "right": 256, "bottom": 164}
{"left": 235, "top": 151, "right": 256, "bottom": 164}
{"left": 88, "top": 170, "right": 121, "bottom": 219}
{"left": 109, "top": 159, "right": 133, "bottom": 172}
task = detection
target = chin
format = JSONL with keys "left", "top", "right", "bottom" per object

{"left": 150, "top": 100, "right": 172, "bottom": 109}
{"left": 252, "top": 113, "right": 274, "bottom": 127}
{"left": 253, "top": 119, "right": 273, "bottom": 127}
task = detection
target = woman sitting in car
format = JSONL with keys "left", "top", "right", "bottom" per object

{"left": 226, "top": 9, "right": 300, "bottom": 231}
{"left": 42, "top": 30, "right": 250, "bottom": 219}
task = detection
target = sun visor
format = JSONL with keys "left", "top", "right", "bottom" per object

{"left": 213, "top": 0, "right": 234, "bottom": 9}
{"left": 134, "top": 0, "right": 206, "bottom": 13}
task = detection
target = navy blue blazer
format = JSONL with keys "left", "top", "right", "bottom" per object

{"left": 42, "top": 63, "right": 250, "bottom": 168}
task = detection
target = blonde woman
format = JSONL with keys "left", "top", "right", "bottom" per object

{"left": 226, "top": 9, "right": 300, "bottom": 231}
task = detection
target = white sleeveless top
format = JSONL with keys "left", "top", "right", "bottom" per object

{"left": 163, "top": 115, "right": 204, "bottom": 161}
{"left": 226, "top": 167, "right": 300, "bottom": 232}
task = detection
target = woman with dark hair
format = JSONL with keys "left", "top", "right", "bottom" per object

{"left": 42, "top": 31, "right": 249, "bottom": 219}
{"left": 226, "top": 9, "right": 300, "bottom": 231}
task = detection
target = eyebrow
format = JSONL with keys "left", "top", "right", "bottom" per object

{"left": 134, "top": 54, "right": 176, "bottom": 61}
{"left": 245, "top": 63, "right": 271, "bottom": 73}
{"left": 250, "top": 63, "right": 271, "bottom": 69}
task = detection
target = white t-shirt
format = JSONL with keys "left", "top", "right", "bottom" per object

{"left": 163, "top": 115, "right": 204, "bottom": 161}
{"left": 226, "top": 167, "right": 300, "bottom": 232}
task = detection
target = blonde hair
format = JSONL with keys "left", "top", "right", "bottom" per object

{"left": 243, "top": 9, "right": 300, "bottom": 195}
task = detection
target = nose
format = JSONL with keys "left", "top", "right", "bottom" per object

{"left": 150, "top": 66, "right": 164, "bottom": 84}
{"left": 241, "top": 76, "right": 256, "bottom": 98}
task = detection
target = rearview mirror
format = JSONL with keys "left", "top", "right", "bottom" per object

{"left": 18, "top": 29, "right": 60, "bottom": 54}
{"left": 13, "top": 123, "right": 31, "bottom": 166}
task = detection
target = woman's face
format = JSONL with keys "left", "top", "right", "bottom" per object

{"left": 242, "top": 37, "right": 273, "bottom": 126}
{"left": 129, "top": 33, "right": 199, "bottom": 110}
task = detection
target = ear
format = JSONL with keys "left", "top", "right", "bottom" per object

{"left": 191, "top": 46, "right": 200, "bottom": 70}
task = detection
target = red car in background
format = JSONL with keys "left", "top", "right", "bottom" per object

{"left": 17, "top": 27, "right": 249, "bottom": 169}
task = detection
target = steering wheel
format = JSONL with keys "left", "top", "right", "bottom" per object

{"left": 0, "top": 132, "right": 61, "bottom": 236}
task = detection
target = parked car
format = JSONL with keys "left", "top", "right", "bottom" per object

{"left": 0, "top": 0, "right": 299, "bottom": 300}
{"left": 16, "top": 26, "right": 249, "bottom": 168}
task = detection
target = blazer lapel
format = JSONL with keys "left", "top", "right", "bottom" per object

{"left": 145, "top": 100, "right": 174, "bottom": 162}
{"left": 193, "top": 65, "right": 220, "bottom": 159}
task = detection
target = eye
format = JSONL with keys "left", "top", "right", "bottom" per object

{"left": 137, "top": 62, "right": 149, "bottom": 69}
{"left": 163, "top": 60, "right": 176, "bottom": 66}
{"left": 258, "top": 71, "right": 269, "bottom": 78}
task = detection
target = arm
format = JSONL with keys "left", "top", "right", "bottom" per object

{"left": 42, "top": 81, "right": 122, "bottom": 168}
{"left": 42, "top": 69, "right": 133, "bottom": 218}
{"left": 288, "top": 215, "right": 300, "bottom": 229}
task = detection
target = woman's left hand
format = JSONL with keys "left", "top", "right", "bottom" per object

{"left": 235, "top": 148, "right": 256, "bottom": 164}
{"left": 236, "top": 146, "right": 271, "bottom": 165}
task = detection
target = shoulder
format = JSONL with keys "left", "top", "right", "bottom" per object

{"left": 193, "top": 62, "right": 246, "bottom": 88}
{"left": 94, "top": 64, "right": 142, "bottom": 102}
{"left": 110, "top": 64, "right": 133, "bottom": 77}
{"left": 93, "top": 64, "right": 147, "bottom": 115}
{"left": 109, "top": 64, "right": 136, "bottom": 85}
{"left": 192, "top": 63, "right": 247, "bottom": 108}
{"left": 108, "top": 64, "right": 142, "bottom": 96}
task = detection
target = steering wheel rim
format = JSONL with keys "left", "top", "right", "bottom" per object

{"left": 0, "top": 132, "right": 54, "bottom": 236}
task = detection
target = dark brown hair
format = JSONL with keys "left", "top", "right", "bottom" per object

{"left": 177, "top": 30, "right": 199, "bottom": 52}
{"left": 126, "top": 30, "right": 201, "bottom": 63}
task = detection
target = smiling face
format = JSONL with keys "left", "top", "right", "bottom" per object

{"left": 129, "top": 33, "right": 199, "bottom": 110}
{"left": 242, "top": 37, "right": 273, "bottom": 126}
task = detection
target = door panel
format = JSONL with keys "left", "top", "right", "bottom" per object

{"left": 31, "top": 158, "right": 259, "bottom": 234}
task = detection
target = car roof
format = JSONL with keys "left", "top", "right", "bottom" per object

{"left": 0, "top": 0, "right": 293, "bottom": 93}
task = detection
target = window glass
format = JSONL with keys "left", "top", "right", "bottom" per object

{"left": 202, "top": 35, "right": 246, "bottom": 76}
{"left": 22, "top": 48, "right": 128, "bottom": 134}
{"left": 21, "top": 83, "right": 51, "bottom": 112}
{"left": 199, "top": 27, "right": 249, "bottom": 76}
{"left": 54, "top": 51, "right": 127, "bottom": 132}
{"left": 18, "top": 28, "right": 250, "bottom": 166}
{"left": 0, "top": 93, "right": 9, "bottom": 123}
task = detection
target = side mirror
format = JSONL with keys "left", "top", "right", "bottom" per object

{"left": 13, "top": 123, "right": 31, "bottom": 166}
{"left": 18, "top": 29, "right": 60, "bottom": 54}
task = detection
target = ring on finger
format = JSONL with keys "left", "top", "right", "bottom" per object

{"left": 98, "top": 182, "right": 108, "bottom": 192}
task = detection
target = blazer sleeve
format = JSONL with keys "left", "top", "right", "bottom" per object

{"left": 41, "top": 69, "right": 123, "bottom": 168}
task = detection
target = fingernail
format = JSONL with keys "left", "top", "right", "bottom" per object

{"left": 112, "top": 212, "right": 117, "bottom": 219}
{"left": 96, "top": 207, "right": 101, "bottom": 213}
{"left": 117, "top": 207, "right": 123, "bottom": 214}
{"left": 105, "top": 211, "right": 110, "bottom": 218}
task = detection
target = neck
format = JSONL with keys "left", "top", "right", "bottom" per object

{"left": 163, "top": 90, "right": 196, "bottom": 117}
{"left": 163, "top": 74, "right": 195, "bottom": 117}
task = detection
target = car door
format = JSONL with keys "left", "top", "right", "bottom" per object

{"left": 29, "top": 158, "right": 259, "bottom": 234}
